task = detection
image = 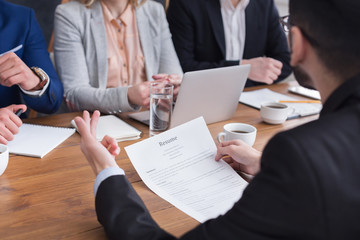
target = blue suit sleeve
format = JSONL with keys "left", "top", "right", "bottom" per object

{"left": 21, "top": 9, "right": 63, "bottom": 114}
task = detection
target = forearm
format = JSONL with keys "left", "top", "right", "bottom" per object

{"left": 20, "top": 9, "right": 63, "bottom": 113}
{"left": 65, "top": 86, "right": 139, "bottom": 113}
{"left": 265, "top": 0, "right": 292, "bottom": 83}
{"left": 22, "top": 79, "right": 63, "bottom": 114}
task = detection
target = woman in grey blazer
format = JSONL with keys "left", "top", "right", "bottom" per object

{"left": 54, "top": 0, "right": 183, "bottom": 113}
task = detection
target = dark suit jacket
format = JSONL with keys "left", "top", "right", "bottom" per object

{"left": 166, "top": 0, "right": 292, "bottom": 87}
{"left": 0, "top": 0, "right": 63, "bottom": 114}
{"left": 95, "top": 72, "right": 360, "bottom": 239}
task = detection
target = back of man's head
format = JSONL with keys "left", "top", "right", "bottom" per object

{"left": 289, "top": 0, "right": 360, "bottom": 78}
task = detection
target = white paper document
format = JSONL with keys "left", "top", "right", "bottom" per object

{"left": 239, "top": 88, "right": 322, "bottom": 119}
{"left": 125, "top": 117, "right": 248, "bottom": 223}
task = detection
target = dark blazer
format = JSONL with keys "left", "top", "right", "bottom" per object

{"left": 166, "top": 0, "right": 292, "bottom": 87}
{"left": 0, "top": 0, "right": 63, "bottom": 114}
{"left": 95, "top": 73, "right": 360, "bottom": 240}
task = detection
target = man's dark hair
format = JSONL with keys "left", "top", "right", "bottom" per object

{"left": 289, "top": 0, "right": 360, "bottom": 78}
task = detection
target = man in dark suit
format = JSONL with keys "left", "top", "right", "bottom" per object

{"left": 75, "top": 0, "right": 360, "bottom": 238}
{"left": 0, "top": 0, "right": 64, "bottom": 144}
{"left": 166, "top": 0, "right": 292, "bottom": 87}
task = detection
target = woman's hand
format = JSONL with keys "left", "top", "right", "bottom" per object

{"left": 152, "top": 73, "right": 182, "bottom": 100}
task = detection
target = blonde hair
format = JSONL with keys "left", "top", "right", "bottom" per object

{"left": 75, "top": 0, "right": 146, "bottom": 8}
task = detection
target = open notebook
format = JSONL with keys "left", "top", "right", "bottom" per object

{"left": 239, "top": 88, "right": 322, "bottom": 119}
{"left": 71, "top": 115, "right": 142, "bottom": 142}
{"left": 7, "top": 124, "right": 75, "bottom": 158}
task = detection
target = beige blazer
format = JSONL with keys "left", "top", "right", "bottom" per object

{"left": 54, "top": 0, "right": 182, "bottom": 113}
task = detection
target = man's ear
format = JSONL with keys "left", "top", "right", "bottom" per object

{"left": 290, "top": 26, "right": 307, "bottom": 67}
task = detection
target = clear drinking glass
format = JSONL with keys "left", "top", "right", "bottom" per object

{"left": 149, "top": 82, "right": 174, "bottom": 137}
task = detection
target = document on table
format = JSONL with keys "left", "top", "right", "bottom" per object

{"left": 125, "top": 117, "right": 248, "bottom": 223}
{"left": 239, "top": 88, "right": 322, "bottom": 119}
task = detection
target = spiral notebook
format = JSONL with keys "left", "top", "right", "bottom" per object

{"left": 7, "top": 124, "right": 76, "bottom": 158}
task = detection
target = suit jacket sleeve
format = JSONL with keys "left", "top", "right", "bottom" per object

{"left": 264, "top": 0, "right": 292, "bottom": 83}
{"left": 95, "top": 175, "right": 176, "bottom": 240}
{"left": 167, "top": 0, "right": 240, "bottom": 72}
{"left": 241, "top": 0, "right": 292, "bottom": 87}
{"left": 95, "top": 132, "right": 325, "bottom": 239}
{"left": 21, "top": 9, "right": 63, "bottom": 114}
{"left": 155, "top": 4, "right": 183, "bottom": 76}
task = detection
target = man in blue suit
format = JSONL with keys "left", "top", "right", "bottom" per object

{"left": 0, "top": 0, "right": 63, "bottom": 144}
{"left": 167, "top": 0, "right": 292, "bottom": 87}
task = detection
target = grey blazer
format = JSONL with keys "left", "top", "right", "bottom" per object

{"left": 54, "top": 0, "right": 182, "bottom": 113}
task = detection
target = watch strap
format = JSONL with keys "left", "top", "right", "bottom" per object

{"left": 31, "top": 67, "right": 49, "bottom": 89}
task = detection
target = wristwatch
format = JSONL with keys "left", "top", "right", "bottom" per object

{"left": 30, "top": 67, "right": 49, "bottom": 89}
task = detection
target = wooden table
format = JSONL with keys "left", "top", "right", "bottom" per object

{"left": 0, "top": 82, "right": 319, "bottom": 239}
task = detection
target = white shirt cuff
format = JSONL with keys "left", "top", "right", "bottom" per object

{"left": 94, "top": 166, "right": 125, "bottom": 196}
{"left": 240, "top": 171, "right": 254, "bottom": 181}
{"left": 20, "top": 77, "right": 50, "bottom": 97}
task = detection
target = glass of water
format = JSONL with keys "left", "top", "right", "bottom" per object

{"left": 149, "top": 82, "right": 174, "bottom": 137}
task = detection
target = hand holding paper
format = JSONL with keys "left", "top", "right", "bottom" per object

{"left": 125, "top": 117, "right": 249, "bottom": 222}
{"left": 215, "top": 140, "right": 261, "bottom": 175}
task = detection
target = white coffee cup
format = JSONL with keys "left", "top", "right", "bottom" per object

{"left": 0, "top": 144, "right": 9, "bottom": 176}
{"left": 260, "top": 102, "right": 295, "bottom": 124}
{"left": 217, "top": 123, "right": 257, "bottom": 146}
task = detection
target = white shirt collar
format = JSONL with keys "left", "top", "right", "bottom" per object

{"left": 220, "top": 0, "right": 250, "bottom": 11}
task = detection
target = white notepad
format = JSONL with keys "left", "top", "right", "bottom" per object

{"left": 71, "top": 115, "right": 142, "bottom": 142}
{"left": 7, "top": 124, "right": 76, "bottom": 158}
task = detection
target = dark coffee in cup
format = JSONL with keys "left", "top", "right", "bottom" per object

{"left": 268, "top": 105, "right": 287, "bottom": 109}
{"left": 217, "top": 123, "right": 257, "bottom": 146}
{"left": 231, "top": 130, "right": 249, "bottom": 134}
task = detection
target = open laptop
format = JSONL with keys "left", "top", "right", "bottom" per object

{"left": 128, "top": 65, "right": 250, "bottom": 128}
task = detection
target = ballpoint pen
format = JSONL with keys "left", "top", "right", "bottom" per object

{"left": 15, "top": 109, "right": 23, "bottom": 117}
{"left": 0, "top": 44, "right": 23, "bottom": 57}
{"left": 279, "top": 100, "right": 322, "bottom": 104}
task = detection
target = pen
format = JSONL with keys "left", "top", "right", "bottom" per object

{"left": 15, "top": 109, "right": 23, "bottom": 117}
{"left": 279, "top": 100, "right": 322, "bottom": 104}
{"left": 0, "top": 44, "right": 23, "bottom": 57}
{"left": 221, "top": 155, "right": 232, "bottom": 160}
